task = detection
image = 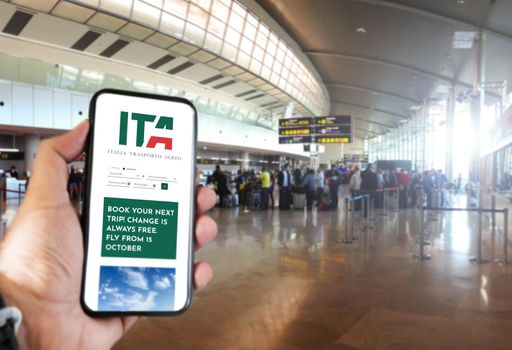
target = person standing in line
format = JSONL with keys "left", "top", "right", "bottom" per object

{"left": 278, "top": 163, "right": 292, "bottom": 210}
{"left": 302, "top": 169, "right": 316, "bottom": 211}
{"left": 422, "top": 170, "right": 434, "bottom": 208}
{"left": 235, "top": 169, "right": 245, "bottom": 207}
{"left": 328, "top": 164, "right": 341, "bottom": 210}
{"left": 360, "top": 163, "right": 378, "bottom": 217}
{"left": 212, "top": 165, "right": 229, "bottom": 208}
{"left": 68, "top": 166, "right": 81, "bottom": 200}
{"left": 397, "top": 168, "right": 410, "bottom": 209}
{"left": 9, "top": 165, "right": 19, "bottom": 179}
{"left": 375, "top": 168, "right": 385, "bottom": 209}
{"left": 259, "top": 166, "right": 271, "bottom": 210}
{"left": 349, "top": 166, "right": 362, "bottom": 210}
{"left": 315, "top": 167, "right": 325, "bottom": 206}
{"left": 269, "top": 170, "right": 276, "bottom": 208}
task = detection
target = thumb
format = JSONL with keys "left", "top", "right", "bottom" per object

{"left": 24, "top": 120, "right": 90, "bottom": 207}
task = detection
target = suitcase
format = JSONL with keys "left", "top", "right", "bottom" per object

{"left": 293, "top": 193, "right": 306, "bottom": 210}
{"left": 252, "top": 190, "right": 262, "bottom": 209}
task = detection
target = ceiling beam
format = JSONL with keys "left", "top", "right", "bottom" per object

{"left": 332, "top": 100, "right": 408, "bottom": 120}
{"left": 306, "top": 51, "right": 501, "bottom": 99}
{"left": 305, "top": 51, "right": 452, "bottom": 83}
{"left": 356, "top": 127, "right": 383, "bottom": 136}
{"left": 350, "top": 0, "right": 512, "bottom": 43}
{"left": 325, "top": 82, "right": 420, "bottom": 103}
{"left": 355, "top": 117, "right": 396, "bottom": 129}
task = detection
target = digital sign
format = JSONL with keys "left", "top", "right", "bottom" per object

{"left": 316, "top": 125, "right": 352, "bottom": 135}
{"left": 0, "top": 152, "right": 24, "bottom": 160}
{"left": 278, "top": 127, "right": 312, "bottom": 136}
{"left": 278, "top": 117, "right": 313, "bottom": 128}
{"left": 279, "top": 136, "right": 312, "bottom": 144}
{"left": 316, "top": 136, "right": 352, "bottom": 144}
{"left": 278, "top": 115, "right": 353, "bottom": 144}
{"left": 315, "top": 116, "right": 352, "bottom": 125}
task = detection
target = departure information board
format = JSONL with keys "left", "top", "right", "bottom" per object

{"left": 278, "top": 117, "right": 313, "bottom": 128}
{"left": 278, "top": 127, "right": 313, "bottom": 136}
{"left": 279, "top": 136, "right": 312, "bottom": 144}
{"left": 278, "top": 115, "right": 353, "bottom": 144}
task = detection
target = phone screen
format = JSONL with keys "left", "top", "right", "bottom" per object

{"left": 81, "top": 90, "right": 196, "bottom": 315}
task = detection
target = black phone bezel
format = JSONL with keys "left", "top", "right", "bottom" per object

{"left": 80, "top": 88, "right": 197, "bottom": 317}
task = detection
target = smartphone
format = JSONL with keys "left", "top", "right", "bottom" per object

{"left": 81, "top": 89, "right": 197, "bottom": 316}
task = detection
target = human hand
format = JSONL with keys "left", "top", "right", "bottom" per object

{"left": 0, "top": 120, "right": 217, "bottom": 349}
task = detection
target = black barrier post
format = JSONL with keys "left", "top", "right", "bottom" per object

{"left": 413, "top": 207, "right": 431, "bottom": 260}
{"left": 496, "top": 208, "right": 509, "bottom": 266}
{"left": 470, "top": 208, "right": 490, "bottom": 264}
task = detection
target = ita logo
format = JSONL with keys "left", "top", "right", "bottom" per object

{"left": 118, "top": 111, "right": 173, "bottom": 150}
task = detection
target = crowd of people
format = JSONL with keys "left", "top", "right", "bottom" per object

{"left": 208, "top": 163, "right": 344, "bottom": 211}
{"left": 207, "top": 163, "right": 463, "bottom": 212}
{"left": 347, "top": 165, "right": 455, "bottom": 209}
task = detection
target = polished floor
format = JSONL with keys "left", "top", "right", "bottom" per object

{"left": 106, "top": 192, "right": 512, "bottom": 350}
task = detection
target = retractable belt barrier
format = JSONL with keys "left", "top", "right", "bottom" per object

{"left": 376, "top": 187, "right": 399, "bottom": 216}
{"left": 414, "top": 206, "right": 509, "bottom": 265}
{"left": 338, "top": 194, "right": 373, "bottom": 244}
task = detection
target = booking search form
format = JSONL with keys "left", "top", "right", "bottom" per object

{"left": 83, "top": 92, "right": 195, "bottom": 312}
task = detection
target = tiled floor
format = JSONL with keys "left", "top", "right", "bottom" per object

{"left": 108, "top": 193, "right": 512, "bottom": 350}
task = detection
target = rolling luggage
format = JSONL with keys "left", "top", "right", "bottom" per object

{"left": 293, "top": 193, "right": 305, "bottom": 210}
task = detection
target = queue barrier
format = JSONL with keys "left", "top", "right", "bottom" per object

{"left": 414, "top": 206, "right": 509, "bottom": 265}
{"left": 338, "top": 194, "right": 372, "bottom": 244}
{"left": 376, "top": 187, "right": 399, "bottom": 216}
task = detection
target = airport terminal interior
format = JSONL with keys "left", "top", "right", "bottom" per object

{"left": 1, "top": 0, "right": 512, "bottom": 349}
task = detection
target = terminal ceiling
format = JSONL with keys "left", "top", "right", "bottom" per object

{"left": 0, "top": 0, "right": 321, "bottom": 131}
{"left": 257, "top": 0, "right": 512, "bottom": 139}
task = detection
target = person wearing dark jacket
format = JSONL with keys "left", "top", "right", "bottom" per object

{"left": 360, "top": 163, "right": 378, "bottom": 217}
{"left": 278, "top": 163, "right": 292, "bottom": 210}
{"left": 212, "top": 165, "right": 230, "bottom": 208}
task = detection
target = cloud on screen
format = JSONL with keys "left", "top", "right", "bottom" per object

{"left": 98, "top": 266, "right": 175, "bottom": 311}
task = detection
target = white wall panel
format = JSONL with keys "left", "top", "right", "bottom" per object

{"left": 34, "top": 87, "right": 53, "bottom": 128}
{"left": 71, "top": 93, "right": 89, "bottom": 127}
{"left": 0, "top": 80, "right": 307, "bottom": 157}
{"left": 0, "top": 80, "right": 13, "bottom": 125}
{"left": 12, "top": 83, "right": 33, "bottom": 126}
{"left": 53, "top": 90, "right": 72, "bottom": 129}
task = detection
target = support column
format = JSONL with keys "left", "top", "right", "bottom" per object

{"left": 24, "top": 134, "right": 40, "bottom": 176}
{"left": 242, "top": 151, "right": 250, "bottom": 170}
{"left": 469, "top": 29, "right": 485, "bottom": 182}
{"left": 445, "top": 83, "right": 456, "bottom": 180}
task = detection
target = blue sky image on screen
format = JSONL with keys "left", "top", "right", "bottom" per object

{"left": 98, "top": 266, "right": 175, "bottom": 311}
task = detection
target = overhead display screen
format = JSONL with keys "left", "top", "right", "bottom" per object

{"left": 316, "top": 136, "right": 352, "bottom": 144}
{"left": 315, "top": 116, "right": 352, "bottom": 125}
{"left": 278, "top": 117, "right": 313, "bottom": 128}
{"left": 278, "top": 127, "right": 313, "bottom": 136}
{"left": 316, "top": 125, "right": 352, "bottom": 135}
{"left": 279, "top": 136, "right": 312, "bottom": 144}
{"left": 278, "top": 115, "right": 353, "bottom": 144}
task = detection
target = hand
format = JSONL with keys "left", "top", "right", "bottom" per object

{"left": 0, "top": 121, "right": 217, "bottom": 349}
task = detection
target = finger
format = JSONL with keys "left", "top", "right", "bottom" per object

{"left": 195, "top": 215, "right": 217, "bottom": 250}
{"left": 193, "top": 261, "right": 213, "bottom": 292}
{"left": 25, "top": 120, "right": 89, "bottom": 204}
{"left": 196, "top": 187, "right": 216, "bottom": 215}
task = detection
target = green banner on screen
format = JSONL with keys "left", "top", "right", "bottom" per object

{"left": 101, "top": 197, "right": 178, "bottom": 259}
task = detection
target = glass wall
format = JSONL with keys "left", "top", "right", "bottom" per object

{"left": 72, "top": 0, "right": 329, "bottom": 115}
